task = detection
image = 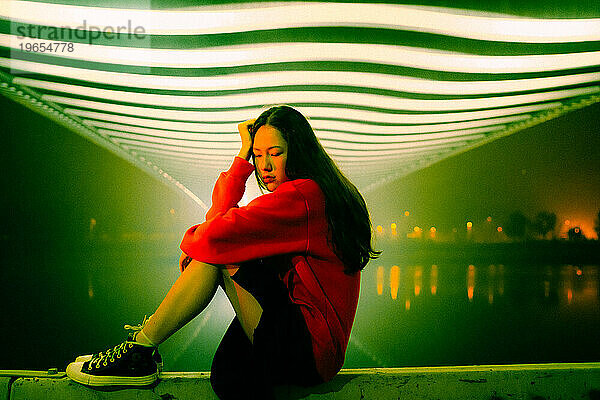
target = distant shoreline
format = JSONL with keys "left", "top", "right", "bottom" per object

{"left": 378, "top": 240, "right": 600, "bottom": 264}
{"left": 1, "top": 236, "right": 599, "bottom": 265}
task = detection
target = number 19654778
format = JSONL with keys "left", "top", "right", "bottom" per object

{"left": 19, "top": 42, "right": 74, "bottom": 53}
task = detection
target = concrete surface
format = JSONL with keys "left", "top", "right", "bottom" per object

{"left": 1, "top": 377, "right": 11, "bottom": 400}
{"left": 2, "top": 363, "right": 599, "bottom": 399}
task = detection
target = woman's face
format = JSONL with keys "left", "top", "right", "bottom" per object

{"left": 253, "top": 124, "right": 289, "bottom": 192}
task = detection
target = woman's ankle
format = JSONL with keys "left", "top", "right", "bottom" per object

{"left": 135, "top": 329, "right": 158, "bottom": 347}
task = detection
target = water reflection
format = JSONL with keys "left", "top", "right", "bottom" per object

{"left": 560, "top": 265, "right": 599, "bottom": 306}
{"left": 467, "top": 264, "right": 475, "bottom": 302}
{"left": 390, "top": 265, "right": 399, "bottom": 300}
{"left": 348, "top": 261, "right": 600, "bottom": 369}
{"left": 544, "top": 266, "right": 552, "bottom": 298}
{"left": 4, "top": 246, "right": 599, "bottom": 372}
{"left": 376, "top": 265, "right": 383, "bottom": 295}
{"left": 563, "top": 266, "right": 574, "bottom": 305}
{"left": 414, "top": 266, "right": 422, "bottom": 297}
{"left": 498, "top": 264, "right": 505, "bottom": 296}
{"left": 371, "top": 263, "right": 599, "bottom": 307}
{"left": 87, "top": 273, "right": 94, "bottom": 299}
{"left": 487, "top": 264, "right": 496, "bottom": 304}
{"left": 430, "top": 265, "right": 438, "bottom": 295}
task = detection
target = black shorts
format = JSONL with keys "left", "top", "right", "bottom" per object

{"left": 210, "top": 257, "right": 323, "bottom": 399}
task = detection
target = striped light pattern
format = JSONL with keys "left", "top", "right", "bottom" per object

{"left": 1, "top": 0, "right": 599, "bottom": 207}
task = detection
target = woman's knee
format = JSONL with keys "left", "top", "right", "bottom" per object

{"left": 179, "top": 252, "right": 236, "bottom": 275}
{"left": 178, "top": 253, "right": 191, "bottom": 272}
{"left": 178, "top": 252, "right": 223, "bottom": 276}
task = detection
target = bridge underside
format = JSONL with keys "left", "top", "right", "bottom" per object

{"left": 2, "top": 1, "right": 599, "bottom": 207}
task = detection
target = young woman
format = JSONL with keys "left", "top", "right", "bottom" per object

{"left": 66, "top": 105, "right": 380, "bottom": 399}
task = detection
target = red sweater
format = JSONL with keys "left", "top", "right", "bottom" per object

{"left": 180, "top": 156, "right": 360, "bottom": 382}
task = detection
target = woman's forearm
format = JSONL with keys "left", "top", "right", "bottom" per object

{"left": 237, "top": 146, "right": 252, "bottom": 161}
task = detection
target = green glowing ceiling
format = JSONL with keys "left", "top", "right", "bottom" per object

{"left": 1, "top": 1, "right": 599, "bottom": 208}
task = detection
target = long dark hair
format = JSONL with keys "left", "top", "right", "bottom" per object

{"left": 250, "top": 105, "right": 381, "bottom": 274}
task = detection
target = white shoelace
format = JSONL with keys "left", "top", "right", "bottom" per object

{"left": 124, "top": 315, "right": 157, "bottom": 347}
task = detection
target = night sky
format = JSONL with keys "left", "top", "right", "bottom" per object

{"left": 1, "top": 94, "right": 599, "bottom": 246}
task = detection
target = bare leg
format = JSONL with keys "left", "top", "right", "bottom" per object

{"left": 219, "top": 267, "right": 263, "bottom": 343}
{"left": 138, "top": 254, "right": 263, "bottom": 346}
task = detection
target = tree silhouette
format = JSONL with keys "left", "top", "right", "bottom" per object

{"left": 531, "top": 211, "right": 557, "bottom": 239}
{"left": 504, "top": 211, "right": 529, "bottom": 240}
{"left": 568, "top": 227, "right": 585, "bottom": 241}
{"left": 595, "top": 210, "right": 600, "bottom": 239}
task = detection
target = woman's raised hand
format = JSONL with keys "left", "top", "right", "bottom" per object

{"left": 237, "top": 119, "right": 255, "bottom": 161}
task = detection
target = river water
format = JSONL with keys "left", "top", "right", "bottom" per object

{"left": 1, "top": 244, "right": 598, "bottom": 371}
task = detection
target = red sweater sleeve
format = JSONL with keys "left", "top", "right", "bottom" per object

{"left": 205, "top": 156, "right": 255, "bottom": 221}
{"left": 180, "top": 160, "right": 311, "bottom": 265}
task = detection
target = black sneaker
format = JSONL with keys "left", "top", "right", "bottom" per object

{"left": 67, "top": 339, "right": 159, "bottom": 386}
{"left": 74, "top": 316, "right": 163, "bottom": 372}
{"left": 74, "top": 348, "right": 163, "bottom": 373}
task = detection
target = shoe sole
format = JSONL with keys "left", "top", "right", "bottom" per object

{"left": 66, "top": 362, "right": 158, "bottom": 387}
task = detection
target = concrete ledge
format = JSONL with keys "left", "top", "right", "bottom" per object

{"left": 2, "top": 363, "right": 600, "bottom": 399}
{"left": 1, "top": 377, "right": 12, "bottom": 400}
{"left": 9, "top": 372, "right": 217, "bottom": 400}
